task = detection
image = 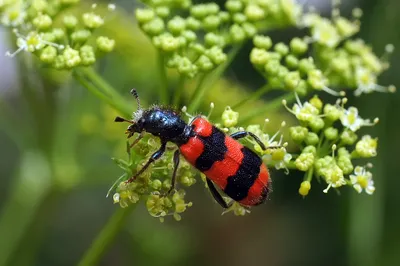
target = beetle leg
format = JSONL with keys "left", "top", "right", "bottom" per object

{"left": 230, "top": 131, "right": 267, "bottom": 150}
{"left": 206, "top": 178, "right": 233, "bottom": 209}
{"left": 166, "top": 149, "right": 180, "bottom": 195}
{"left": 126, "top": 142, "right": 166, "bottom": 183}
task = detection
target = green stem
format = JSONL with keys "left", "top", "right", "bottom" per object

{"left": 157, "top": 51, "right": 169, "bottom": 104}
{"left": 232, "top": 83, "right": 272, "bottom": 110}
{"left": 73, "top": 69, "right": 131, "bottom": 117}
{"left": 188, "top": 73, "right": 208, "bottom": 112}
{"left": 172, "top": 75, "right": 186, "bottom": 107}
{"left": 239, "top": 93, "right": 295, "bottom": 124}
{"left": 78, "top": 206, "right": 135, "bottom": 266}
{"left": 188, "top": 44, "right": 243, "bottom": 113}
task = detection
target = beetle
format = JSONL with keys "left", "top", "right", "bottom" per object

{"left": 114, "top": 89, "right": 271, "bottom": 208}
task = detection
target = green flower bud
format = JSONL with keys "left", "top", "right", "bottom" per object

{"left": 158, "top": 35, "right": 179, "bottom": 52}
{"left": 178, "top": 57, "right": 198, "bottom": 78}
{"left": 298, "top": 57, "right": 315, "bottom": 74}
{"left": 226, "top": 0, "right": 243, "bottom": 13}
{"left": 242, "top": 22, "right": 257, "bottom": 38}
{"left": 324, "top": 104, "right": 342, "bottom": 121}
{"left": 299, "top": 180, "right": 311, "bottom": 196}
{"left": 309, "top": 95, "right": 323, "bottom": 110}
{"left": 308, "top": 69, "right": 327, "bottom": 90}
{"left": 305, "top": 132, "right": 319, "bottom": 146}
{"left": 355, "top": 135, "right": 377, "bottom": 157}
{"left": 264, "top": 60, "right": 281, "bottom": 76}
{"left": 63, "top": 46, "right": 81, "bottom": 68}
{"left": 285, "top": 54, "right": 299, "bottom": 69}
{"left": 232, "top": 13, "right": 247, "bottom": 24}
{"left": 205, "top": 32, "right": 225, "bottom": 47}
{"left": 33, "top": 14, "right": 52, "bottom": 30}
{"left": 337, "top": 156, "right": 353, "bottom": 175}
{"left": 163, "top": 179, "right": 171, "bottom": 190}
{"left": 271, "top": 148, "right": 286, "bottom": 161}
{"left": 135, "top": 8, "right": 155, "bottom": 24}
{"left": 182, "top": 30, "right": 197, "bottom": 43}
{"left": 324, "top": 127, "right": 338, "bottom": 140}
{"left": 196, "top": 55, "right": 214, "bottom": 72}
{"left": 63, "top": 14, "right": 78, "bottom": 29}
{"left": 295, "top": 152, "right": 315, "bottom": 171}
{"left": 245, "top": 4, "right": 265, "bottom": 21}
{"left": 190, "top": 5, "right": 208, "bottom": 19}
{"left": 206, "top": 3, "right": 220, "bottom": 14}
{"left": 303, "top": 145, "right": 317, "bottom": 154}
{"left": 189, "top": 43, "right": 205, "bottom": 54}
{"left": 180, "top": 175, "right": 196, "bottom": 186}
{"left": 290, "top": 37, "right": 308, "bottom": 55}
{"left": 53, "top": 55, "right": 65, "bottom": 69}
{"left": 284, "top": 71, "right": 301, "bottom": 91}
{"left": 340, "top": 129, "right": 358, "bottom": 145}
{"left": 309, "top": 117, "right": 325, "bottom": 132}
{"left": 205, "top": 46, "right": 227, "bottom": 65}
{"left": 274, "top": 42, "right": 289, "bottom": 56}
{"left": 32, "top": 0, "right": 47, "bottom": 12}
{"left": 289, "top": 126, "right": 308, "bottom": 143}
{"left": 250, "top": 48, "right": 269, "bottom": 66}
{"left": 219, "top": 11, "right": 230, "bottom": 22}
{"left": 230, "top": 24, "right": 246, "bottom": 43}
{"left": 186, "top": 17, "right": 201, "bottom": 30}
{"left": 203, "top": 15, "right": 221, "bottom": 31}
{"left": 277, "top": 65, "right": 289, "bottom": 79}
{"left": 253, "top": 35, "right": 272, "bottom": 50}
{"left": 335, "top": 17, "right": 359, "bottom": 38}
{"left": 71, "top": 29, "right": 91, "bottom": 43}
{"left": 40, "top": 46, "right": 57, "bottom": 64}
{"left": 82, "top": 12, "right": 104, "bottom": 29}
{"left": 151, "top": 179, "right": 162, "bottom": 190}
{"left": 222, "top": 106, "right": 239, "bottom": 127}
{"left": 80, "top": 45, "right": 96, "bottom": 66}
{"left": 142, "top": 18, "right": 165, "bottom": 36}
{"left": 167, "top": 16, "right": 186, "bottom": 35}
{"left": 96, "top": 36, "right": 115, "bottom": 52}
{"left": 52, "top": 28, "right": 65, "bottom": 40}
{"left": 155, "top": 6, "right": 170, "bottom": 18}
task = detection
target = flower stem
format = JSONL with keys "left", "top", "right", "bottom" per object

{"left": 73, "top": 68, "right": 131, "bottom": 117}
{"left": 172, "top": 75, "right": 186, "bottom": 106}
{"left": 188, "top": 44, "right": 243, "bottom": 113}
{"left": 77, "top": 206, "right": 135, "bottom": 266}
{"left": 157, "top": 51, "right": 169, "bottom": 104}
{"left": 239, "top": 92, "right": 295, "bottom": 124}
{"left": 232, "top": 83, "right": 272, "bottom": 110}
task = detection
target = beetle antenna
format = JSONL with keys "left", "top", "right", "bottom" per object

{"left": 114, "top": 116, "right": 133, "bottom": 123}
{"left": 130, "top": 89, "right": 141, "bottom": 110}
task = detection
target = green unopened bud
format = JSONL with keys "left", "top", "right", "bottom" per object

{"left": 196, "top": 55, "right": 214, "bottom": 72}
{"left": 230, "top": 24, "right": 246, "bottom": 43}
{"left": 80, "top": 45, "right": 95, "bottom": 66}
{"left": 159, "top": 35, "right": 179, "bottom": 52}
{"left": 284, "top": 71, "right": 301, "bottom": 91}
{"left": 299, "top": 180, "right": 311, "bottom": 196}
{"left": 340, "top": 129, "right": 358, "bottom": 145}
{"left": 33, "top": 14, "right": 52, "bottom": 30}
{"left": 250, "top": 48, "right": 269, "bottom": 66}
{"left": 324, "top": 127, "right": 338, "bottom": 140}
{"left": 96, "top": 36, "right": 115, "bottom": 52}
{"left": 180, "top": 175, "right": 196, "bottom": 186}
{"left": 32, "top": 0, "right": 47, "bottom": 12}
{"left": 275, "top": 42, "right": 289, "bottom": 56}
{"left": 168, "top": 16, "right": 186, "bottom": 35}
{"left": 142, "top": 18, "right": 165, "bottom": 36}
{"left": 303, "top": 145, "right": 317, "bottom": 155}
{"left": 264, "top": 60, "right": 281, "bottom": 76}
{"left": 186, "top": 17, "right": 201, "bottom": 30}
{"left": 82, "top": 12, "right": 104, "bottom": 29}
{"left": 63, "top": 46, "right": 81, "bottom": 68}
{"left": 189, "top": 43, "right": 205, "bottom": 54}
{"left": 226, "top": 0, "right": 243, "bottom": 13}
{"left": 233, "top": 13, "right": 247, "bottom": 24}
{"left": 335, "top": 17, "right": 359, "bottom": 38}
{"left": 290, "top": 37, "right": 308, "bottom": 55}
{"left": 190, "top": 5, "right": 208, "bottom": 19}
{"left": 151, "top": 179, "right": 162, "bottom": 190}
{"left": 203, "top": 15, "right": 221, "bottom": 31}
{"left": 242, "top": 22, "right": 257, "bottom": 38}
{"left": 63, "top": 14, "right": 78, "bottom": 29}
{"left": 71, "top": 29, "right": 91, "bottom": 43}
{"left": 135, "top": 8, "right": 155, "bottom": 24}
{"left": 305, "top": 132, "right": 319, "bottom": 146}
{"left": 178, "top": 57, "right": 198, "bottom": 78}
{"left": 355, "top": 135, "right": 377, "bottom": 157}
{"left": 155, "top": 6, "right": 170, "bottom": 18}
{"left": 219, "top": 11, "right": 230, "bottom": 22}
{"left": 205, "top": 32, "right": 225, "bottom": 47}
{"left": 309, "top": 95, "right": 323, "bottom": 110}
{"left": 337, "top": 156, "right": 353, "bottom": 175}
{"left": 206, "top": 46, "right": 227, "bottom": 65}
{"left": 245, "top": 4, "right": 265, "bottom": 21}
{"left": 324, "top": 104, "right": 342, "bottom": 121}
{"left": 295, "top": 152, "right": 315, "bottom": 171}
{"left": 222, "top": 106, "right": 239, "bottom": 127}
{"left": 182, "top": 30, "right": 197, "bottom": 43}
{"left": 308, "top": 69, "right": 327, "bottom": 90}
{"left": 289, "top": 126, "right": 308, "bottom": 143}
{"left": 40, "top": 46, "right": 57, "bottom": 63}
{"left": 53, "top": 55, "right": 65, "bottom": 69}
{"left": 298, "top": 57, "right": 315, "bottom": 74}
{"left": 285, "top": 54, "right": 299, "bottom": 69}
{"left": 253, "top": 35, "right": 272, "bottom": 50}
{"left": 309, "top": 117, "right": 325, "bottom": 132}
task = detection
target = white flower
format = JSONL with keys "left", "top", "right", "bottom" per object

{"left": 354, "top": 67, "right": 396, "bottom": 96}
{"left": 283, "top": 94, "right": 319, "bottom": 122}
{"left": 1, "top": 5, "right": 27, "bottom": 27}
{"left": 311, "top": 18, "right": 340, "bottom": 48}
{"left": 340, "top": 106, "right": 377, "bottom": 132}
{"left": 323, "top": 165, "right": 346, "bottom": 193}
{"left": 350, "top": 166, "right": 375, "bottom": 194}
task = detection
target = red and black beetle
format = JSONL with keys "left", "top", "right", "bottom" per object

{"left": 115, "top": 89, "right": 271, "bottom": 208}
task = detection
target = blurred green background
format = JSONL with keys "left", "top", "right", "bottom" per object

{"left": 0, "top": 0, "right": 399, "bottom": 265}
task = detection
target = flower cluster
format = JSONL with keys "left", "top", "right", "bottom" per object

{"left": 136, "top": 0, "right": 301, "bottom": 78}
{"left": 1, "top": 0, "right": 116, "bottom": 69}
{"left": 250, "top": 3, "right": 395, "bottom": 96}
{"left": 285, "top": 95, "right": 378, "bottom": 196}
